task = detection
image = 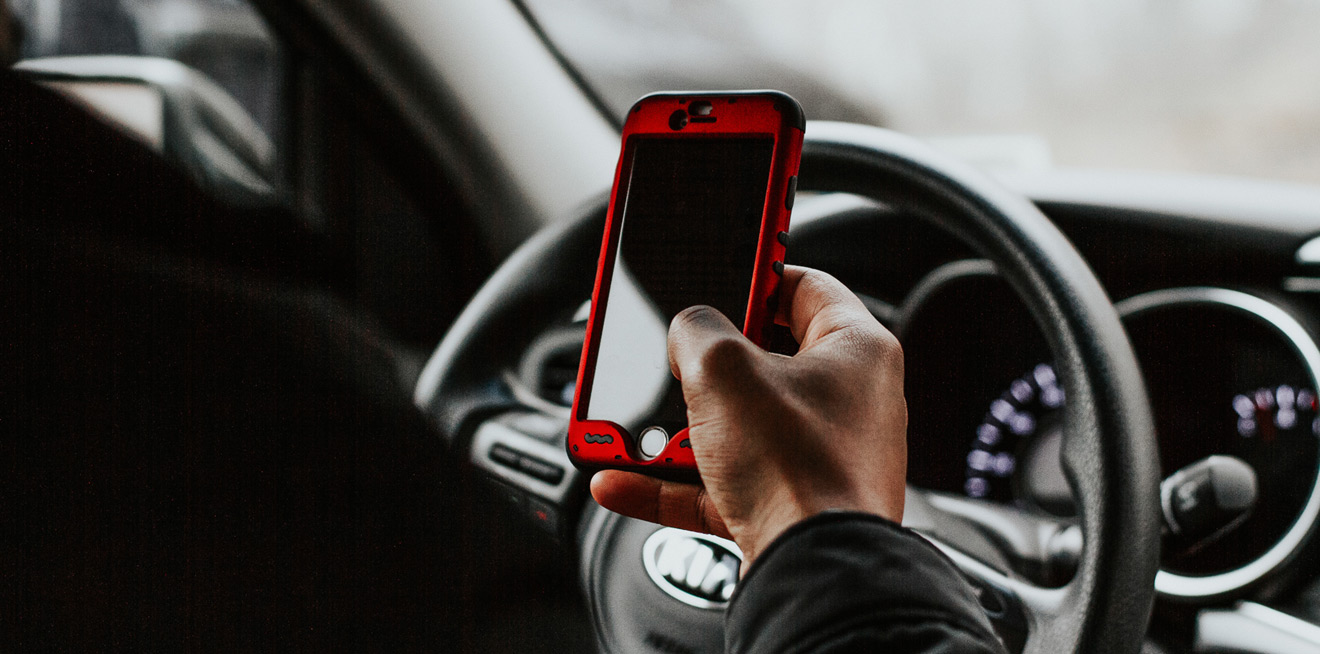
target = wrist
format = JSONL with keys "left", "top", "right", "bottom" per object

{"left": 731, "top": 491, "right": 905, "bottom": 572}
{"left": 730, "top": 501, "right": 809, "bottom": 571}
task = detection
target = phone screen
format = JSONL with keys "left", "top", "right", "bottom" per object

{"left": 584, "top": 135, "right": 775, "bottom": 438}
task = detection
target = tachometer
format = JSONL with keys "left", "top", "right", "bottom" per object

{"left": 1121, "top": 288, "right": 1320, "bottom": 599}
{"left": 1161, "top": 381, "right": 1320, "bottom": 576}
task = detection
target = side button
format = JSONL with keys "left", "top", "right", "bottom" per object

{"left": 785, "top": 175, "right": 798, "bottom": 210}
{"left": 777, "top": 230, "right": 789, "bottom": 246}
{"left": 772, "top": 261, "right": 785, "bottom": 276}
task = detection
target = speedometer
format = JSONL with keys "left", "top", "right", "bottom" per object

{"left": 964, "top": 363, "right": 1064, "bottom": 504}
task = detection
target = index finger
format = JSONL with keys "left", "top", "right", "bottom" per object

{"left": 775, "top": 265, "right": 889, "bottom": 353}
{"left": 590, "top": 470, "right": 732, "bottom": 540}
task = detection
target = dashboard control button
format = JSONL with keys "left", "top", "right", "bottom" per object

{"left": 490, "top": 480, "right": 525, "bottom": 510}
{"left": 489, "top": 443, "right": 522, "bottom": 469}
{"left": 518, "top": 455, "right": 566, "bottom": 485}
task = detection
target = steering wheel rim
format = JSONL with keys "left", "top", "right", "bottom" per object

{"left": 415, "top": 121, "right": 1161, "bottom": 654}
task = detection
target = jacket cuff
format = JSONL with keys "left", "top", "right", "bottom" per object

{"left": 725, "top": 511, "right": 1000, "bottom": 653}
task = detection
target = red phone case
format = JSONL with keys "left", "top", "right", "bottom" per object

{"left": 566, "top": 91, "right": 805, "bottom": 479}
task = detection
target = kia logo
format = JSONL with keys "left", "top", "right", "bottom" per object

{"left": 642, "top": 528, "right": 742, "bottom": 609}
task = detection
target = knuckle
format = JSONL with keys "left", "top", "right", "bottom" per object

{"left": 797, "top": 267, "right": 836, "bottom": 294}
{"left": 878, "top": 331, "right": 905, "bottom": 377}
{"left": 791, "top": 269, "right": 831, "bottom": 307}
{"left": 855, "top": 322, "right": 903, "bottom": 363}
{"left": 697, "top": 334, "right": 755, "bottom": 375}
{"left": 875, "top": 327, "right": 904, "bottom": 363}
{"left": 800, "top": 268, "right": 853, "bottom": 306}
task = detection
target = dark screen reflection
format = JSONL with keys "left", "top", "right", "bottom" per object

{"left": 585, "top": 136, "right": 774, "bottom": 437}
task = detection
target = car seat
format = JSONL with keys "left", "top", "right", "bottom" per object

{"left": 0, "top": 70, "right": 469, "bottom": 650}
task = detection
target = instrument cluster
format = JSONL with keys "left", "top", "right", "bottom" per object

{"left": 900, "top": 262, "right": 1320, "bottom": 600}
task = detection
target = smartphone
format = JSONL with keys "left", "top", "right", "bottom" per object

{"left": 566, "top": 91, "right": 805, "bottom": 479}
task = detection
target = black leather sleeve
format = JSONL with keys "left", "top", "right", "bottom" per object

{"left": 726, "top": 512, "right": 1007, "bottom": 654}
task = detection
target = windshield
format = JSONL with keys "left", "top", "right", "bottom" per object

{"left": 526, "top": 0, "right": 1320, "bottom": 184}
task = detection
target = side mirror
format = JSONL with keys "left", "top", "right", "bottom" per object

{"left": 14, "top": 55, "right": 277, "bottom": 207}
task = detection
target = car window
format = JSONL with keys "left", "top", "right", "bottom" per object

{"left": 525, "top": 0, "right": 1320, "bottom": 185}
{"left": 11, "top": 0, "right": 285, "bottom": 157}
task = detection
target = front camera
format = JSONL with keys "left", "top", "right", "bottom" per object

{"left": 669, "top": 110, "right": 688, "bottom": 131}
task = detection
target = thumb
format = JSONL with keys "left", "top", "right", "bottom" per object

{"left": 666, "top": 305, "right": 757, "bottom": 389}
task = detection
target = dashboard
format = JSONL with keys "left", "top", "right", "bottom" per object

{"left": 778, "top": 177, "right": 1320, "bottom": 606}
{"left": 507, "top": 169, "right": 1320, "bottom": 649}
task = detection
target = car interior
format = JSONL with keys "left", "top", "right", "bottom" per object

{"left": 5, "top": 0, "right": 1320, "bottom": 652}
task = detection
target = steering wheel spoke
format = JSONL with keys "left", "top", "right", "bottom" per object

{"left": 918, "top": 490, "right": 1082, "bottom": 586}
{"left": 927, "top": 534, "right": 1065, "bottom": 653}
{"left": 905, "top": 486, "right": 1080, "bottom": 652}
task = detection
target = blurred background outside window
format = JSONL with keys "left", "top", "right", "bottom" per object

{"left": 13, "top": 0, "right": 1319, "bottom": 186}
{"left": 527, "top": 0, "right": 1320, "bottom": 184}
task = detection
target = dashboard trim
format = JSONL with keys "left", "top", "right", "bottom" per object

{"left": 1297, "top": 236, "right": 1320, "bottom": 266}
{"left": 1195, "top": 602, "right": 1320, "bottom": 653}
{"left": 1284, "top": 277, "right": 1320, "bottom": 294}
{"left": 1116, "top": 287, "right": 1320, "bottom": 600}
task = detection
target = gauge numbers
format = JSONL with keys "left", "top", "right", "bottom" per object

{"left": 1233, "top": 385, "right": 1319, "bottom": 441}
{"left": 965, "top": 363, "right": 1065, "bottom": 502}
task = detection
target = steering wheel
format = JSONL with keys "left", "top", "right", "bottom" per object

{"left": 414, "top": 122, "right": 1161, "bottom": 654}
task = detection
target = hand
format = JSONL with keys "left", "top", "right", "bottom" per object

{"left": 591, "top": 265, "right": 907, "bottom": 569}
